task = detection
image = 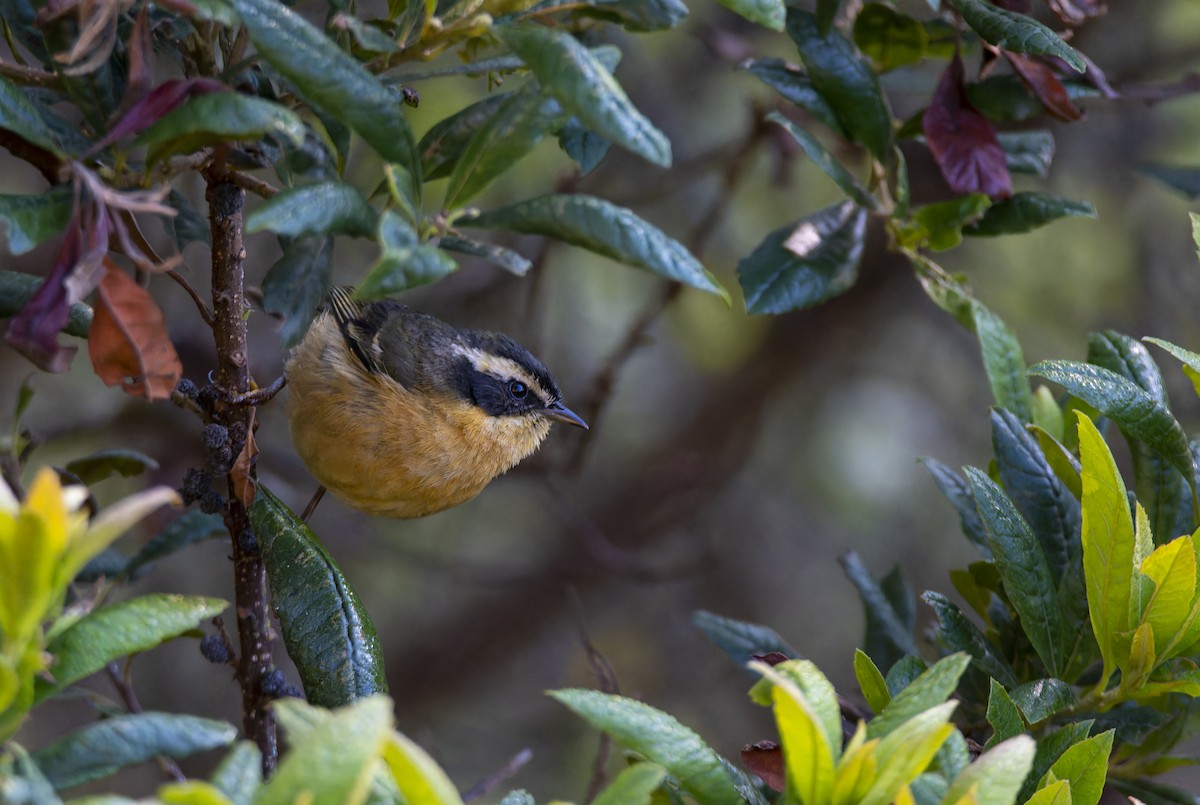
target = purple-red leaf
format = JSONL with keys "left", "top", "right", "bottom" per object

{"left": 924, "top": 55, "right": 1012, "bottom": 199}
{"left": 89, "top": 78, "right": 226, "bottom": 155}
{"left": 741, "top": 741, "right": 785, "bottom": 792}
{"left": 1006, "top": 52, "right": 1083, "bottom": 122}
{"left": 5, "top": 200, "right": 110, "bottom": 372}
{"left": 1048, "top": 0, "right": 1105, "bottom": 26}
{"left": 88, "top": 259, "right": 183, "bottom": 400}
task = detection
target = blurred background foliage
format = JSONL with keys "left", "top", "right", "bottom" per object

{"left": 6, "top": 0, "right": 1200, "bottom": 799}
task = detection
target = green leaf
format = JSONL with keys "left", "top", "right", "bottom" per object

{"left": 922, "top": 592, "right": 1018, "bottom": 689}
{"left": 985, "top": 680, "right": 1024, "bottom": 748}
{"left": 765, "top": 112, "right": 876, "bottom": 209}
{"left": 262, "top": 235, "right": 333, "bottom": 348}
{"left": 966, "top": 75, "right": 1044, "bottom": 122}
{"left": 942, "top": 735, "right": 1035, "bottom": 805}
{"left": 853, "top": 4, "right": 929, "bottom": 72}
{"left": 840, "top": 551, "right": 919, "bottom": 672}
{"left": 947, "top": 0, "right": 1085, "bottom": 72}
{"left": 230, "top": 0, "right": 418, "bottom": 174}
{"left": 0, "top": 270, "right": 93, "bottom": 338}
{"left": 591, "top": 763, "right": 667, "bottom": 805}
{"left": 997, "top": 131, "right": 1055, "bottom": 177}
{"left": 356, "top": 211, "right": 457, "bottom": 299}
{"left": 0, "top": 189, "right": 72, "bottom": 255}
{"left": 919, "top": 458, "right": 990, "bottom": 555}
{"left": 380, "top": 730, "right": 465, "bottom": 805}
{"left": 1031, "top": 361, "right": 1195, "bottom": 483}
{"left": 63, "top": 450, "right": 159, "bottom": 485}
{"left": 250, "top": 486, "right": 388, "bottom": 707}
{"left": 245, "top": 182, "right": 377, "bottom": 238}
{"left": 1024, "top": 779, "right": 1072, "bottom": 805}
{"left": 1043, "top": 730, "right": 1112, "bottom": 805}
{"left": 32, "top": 713, "right": 236, "bottom": 790}
{"left": 711, "top": 0, "right": 784, "bottom": 31}
{"left": 464, "top": 194, "right": 725, "bottom": 299}
{"left": 868, "top": 653, "right": 970, "bottom": 739}
{"left": 770, "top": 660, "right": 842, "bottom": 762}
{"left": 861, "top": 701, "right": 956, "bottom": 805}
{"left": 261, "top": 697, "right": 392, "bottom": 805}
{"left": 973, "top": 300, "right": 1034, "bottom": 423}
{"left": 740, "top": 58, "right": 845, "bottom": 135}
{"left": 125, "top": 511, "right": 226, "bottom": 579}
{"left": 549, "top": 689, "right": 742, "bottom": 805}
{"left": 557, "top": 118, "right": 612, "bottom": 175}
{"left": 738, "top": 200, "right": 867, "bottom": 314}
{"left": 210, "top": 742, "right": 262, "bottom": 805}
{"left": 854, "top": 648, "right": 891, "bottom": 713}
{"left": 1138, "top": 536, "right": 1196, "bottom": 653}
{"left": 497, "top": 25, "right": 670, "bottom": 167}
{"left": 38, "top": 595, "right": 227, "bottom": 701}
{"left": 692, "top": 610, "right": 795, "bottom": 666}
{"left": 786, "top": 9, "right": 893, "bottom": 159}
{"left": 439, "top": 235, "right": 532, "bottom": 276}
{"left": 1139, "top": 164, "right": 1200, "bottom": 200}
{"left": 1008, "top": 678, "right": 1076, "bottom": 725}
{"left": 418, "top": 94, "right": 511, "bottom": 181}
{"left": 0, "top": 75, "right": 65, "bottom": 156}
{"left": 897, "top": 194, "right": 991, "bottom": 251}
{"left": 135, "top": 93, "right": 306, "bottom": 167}
{"left": 1145, "top": 336, "right": 1200, "bottom": 399}
{"left": 1017, "top": 721, "right": 1093, "bottom": 803}
{"left": 0, "top": 744, "right": 60, "bottom": 805}
{"left": 967, "top": 468, "right": 1070, "bottom": 677}
{"left": 443, "top": 88, "right": 569, "bottom": 209}
{"left": 751, "top": 662, "right": 835, "bottom": 805}
{"left": 966, "top": 193, "right": 1096, "bottom": 237}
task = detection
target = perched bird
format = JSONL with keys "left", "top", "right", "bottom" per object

{"left": 285, "top": 288, "right": 587, "bottom": 518}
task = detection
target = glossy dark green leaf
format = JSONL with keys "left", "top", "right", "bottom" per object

{"left": 1030, "top": 360, "right": 1195, "bottom": 482}
{"left": 1017, "top": 720, "right": 1093, "bottom": 802}
{"left": 973, "top": 300, "right": 1033, "bottom": 424}
{"left": 922, "top": 591, "right": 1017, "bottom": 688}
{"left": 881, "top": 565, "right": 915, "bottom": 634}
{"left": 262, "top": 235, "right": 333, "bottom": 348}
{"left": 443, "top": 88, "right": 568, "bottom": 209}
{"left": 32, "top": 713, "right": 236, "bottom": 790}
{"left": 125, "top": 511, "right": 226, "bottom": 579}
{"left": 948, "top": 0, "right": 1085, "bottom": 72}
{"left": 439, "top": 235, "right": 531, "bottom": 276}
{"left": 557, "top": 118, "right": 612, "bottom": 175}
{"left": 966, "top": 75, "right": 1042, "bottom": 122}
{"left": 230, "top": 0, "right": 418, "bottom": 174}
{"left": 985, "top": 679, "right": 1024, "bottom": 747}
{"left": 867, "top": 652, "right": 970, "bottom": 739}
{"left": 0, "top": 75, "right": 64, "bottom": 156}
{"left": 356, "top": 211, "right": 457, "bottom": 299}
{"left": 0, "top": 270, "right": 92, "bottom": 338}
{"left": 1008, "top": 678, "right": 1075, "bottom": 724}
{"left": 692, "top": 610, "right": 796, "bottom": 666}
{"left": 135, "top": 92, "right": 306, "bottom": 167}
{"left": 465, "top": 194, "right": 725, "bottom": 299}
{"left": 853, "top": 4, "right": 928, "bottom": 72}
{"left": 246, "top": 182, "right": 377, "bottom": 239}
{"left": 1139, "top": 163, "right": 1200, "bottom": 200}
{"left": 0, "top": 189, "right": 72, "bottom": 255}
{"left": 884, "top": 654, "right": 927, "bottom": 695}
{"left": 550, "top": 689, "right": 742, "bottom": 805}
{"left": 738, "top": 200, "right": 866, "bottom": 314}
{"left": 815, "top": 0, "right": 839, "bottom": 32}
{"left": 765, "top": 112, "right": 876, "bottom": 209}
{"left": 919, "top": 458, "right": 990, "bottom": 555}
{"left": 996, "top": 131, "right": 1055, "bottom": 177}
{"left": 840, "top": 551, "right": 918, "bottom": 671}
{"left": 63, "top": 449, "right": 159, "bottom": 484}
{"left": 250, "top": 485, "right": 388, "bottom": 707}
{"left": 786, "top": 9, "right": 893, "bottom": 159}
{"left": 712, "top": 0, "right": 784, "bottom": 31}
{"left": 38, "top": 595, "right": 227, "bottom": 701}
{"left": 418, "top": 93, "right": 511, "bottom": 181}
{"left": 566, "top": 0, "right": 688, "bottom": 31}
{"left": 498, "top": 25, "right": 670, "bottom": 167}
{"left": 967, "top": 468, "right": 1071, "bottom": 677}
{"left": 966, "top": 192, "right": 1096, "bottom": 237}
{"left": 740, "top": 59, "right": 845, "bottom": 135}
{"left": 210, "top": 742, "right": 262, "bottom": 805}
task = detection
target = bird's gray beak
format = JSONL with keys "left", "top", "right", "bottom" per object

{"left": 545, "top": 402, "right": 589, "bottom": 429}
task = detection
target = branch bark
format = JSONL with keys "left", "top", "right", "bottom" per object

{"left": 204, "top": 165, "right": 278, "bottom": 773}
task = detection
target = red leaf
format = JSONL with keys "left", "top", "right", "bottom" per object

{"left": 5, "top": 201, "right": 110, "bottom": 372}
{"left": 1048, "top": 0, "right": 1105, "bottom": 25}
{"left": 751, "top": 651, "right": 790, "bottom": 666}
{"left": 1006, "top": 52, "right": 1083, "bottom": 122}
{"left": 88, "top": 78, "right": 226, "bottom": 155}
{"left": 87, "top": 259, "right": 183, "bottom": 400}
{"left": 923, "top": 55, "right": 1012, "bottom": 199}
{"left": 741, "top": 741, "right": 785, "bottom": 792}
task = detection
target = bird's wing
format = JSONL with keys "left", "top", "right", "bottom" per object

{"left": 327, "top": 287, "right": 410, "bottom": 381}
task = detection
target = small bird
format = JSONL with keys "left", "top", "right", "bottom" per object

{"left": 285, "top": 287, "right": 588, "bottom": 518}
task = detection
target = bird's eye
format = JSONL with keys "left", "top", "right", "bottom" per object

{"left": 508, "top": 380, "right": 528, "bottom": 398}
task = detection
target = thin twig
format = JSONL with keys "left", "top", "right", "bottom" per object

{"left": 574, "top": 591, "right": 619, "bottom": 805}
{"left": 0, "top": 59, "right": 63, "bottom": 89}
{"left": 167, "top": 268, "right": 215, "bottom": 327}
{"left": 460, "top": 749, "right": 534, "bottom": 802}
{"left": 105, "top": 662, "right": 187, "bottom": 783}
{"left": 227, "top": 170, "right": 279, "bottom": 199}
{"left": 300, "top": 485, "right": 326, "bottom": 521}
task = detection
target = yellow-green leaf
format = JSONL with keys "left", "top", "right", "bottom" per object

{"left": 753, "top": 661, "right": 836, "bottom": 805}
{"left": 1024, "top": 779, "right": 1071, "bottom": 805}
{"left": 1138, "top": 535, "right": 1196, "bottom": 652}
{"left": 854, "top": 649, "right": 890, "bottom": 713}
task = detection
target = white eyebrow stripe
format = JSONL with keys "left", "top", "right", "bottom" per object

{"left": 452, "top": 343, "right": 554, "bottom": 403}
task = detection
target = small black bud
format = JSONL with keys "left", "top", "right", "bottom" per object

{"left": 199, "top": 489, "right": 225, "bottom": 514}
{"left": 238, "top": 528, "right": 259, "bottom": 553}
{"left": 181, "top": 468, "right": 212, "bottom": 504}
{"left": 203, "top": 423, "right": 229, "bottom": 450}
{"left": 200, "top": 634, "right": 231, "bottom": 664}
{"left": 175, "top": 378, "right": 200, "bottom": 399}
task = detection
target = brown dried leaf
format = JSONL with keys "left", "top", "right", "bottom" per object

{"left": 741, "top": 741, "right": 785, "bottom": 792}
{"left": 1007, "top": 52, "right": 1083, "bottom": 122}
{"left": 88, "top": 259, "right": 182, "bottom": 400}
{"left": 924, "top": 54, "right": 1012, "bottom": 199}
{"left": 231, "top": 411, "right": 258, "bottom": 509}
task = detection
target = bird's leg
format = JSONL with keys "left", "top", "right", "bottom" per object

{"left": 300, "top": 485, "right": 326, "bottom": 521}
{"left": 225, "top": 375, "right": 287, "bottom": 406}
